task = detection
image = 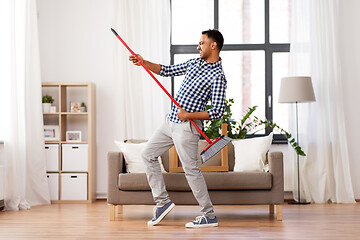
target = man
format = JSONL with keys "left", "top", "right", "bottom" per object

{"left": 129, "top": 29, "right": 226, "bottom": 228}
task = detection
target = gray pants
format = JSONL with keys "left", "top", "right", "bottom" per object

{"left": 141, "top": 116, "right": 215, "bottom": 218}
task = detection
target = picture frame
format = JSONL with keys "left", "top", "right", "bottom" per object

{"left": 70, "top": 102, "right": 81, "bottom": 112}
{"left": 50, "top": 106, "right": 57, "bottom": 113}
{"left": 44, "top": 125, "right": 60, "bottom": 141}
{"left": 66, "top": 131, "right": 82, "bottom": 142}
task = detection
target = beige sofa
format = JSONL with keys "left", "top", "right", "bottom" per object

{"left": 107, "top": 139, "right": 284, "bottom": 221}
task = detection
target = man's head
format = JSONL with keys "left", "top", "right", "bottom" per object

{"left": 197, "top": 29, "right": 224, "bottom": 62}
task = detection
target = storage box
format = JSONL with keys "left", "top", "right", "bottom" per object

{"left": 62, "top": 144, "right": 88, "bottom": 171}
{"left": 46, "top": 173, "right": 59, "bottom": 200}
{"left": 45, "top": 144, "right": 59, "bottom": 171}
{"left": 61, "top": 173, "right": 87, "bottom": 200}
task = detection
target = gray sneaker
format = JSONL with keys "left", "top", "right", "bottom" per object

{"left": 185, "top": 216, "right": 218, "bottom": 228}
{"left": 147, "top": 201, "right": 175, "bottom": 226}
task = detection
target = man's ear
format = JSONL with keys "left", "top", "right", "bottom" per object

{"left": 211, "top": 41, "right": 218, "bottom": 50}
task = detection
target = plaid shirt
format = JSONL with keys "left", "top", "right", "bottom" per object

{"left": 160, "top": 57, "right": 227, "bottom": 123}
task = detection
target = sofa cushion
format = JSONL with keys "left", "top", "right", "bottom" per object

{"left": 232, "top": 133, "right": 273, "bottom": 172}
{"left": 118, "top": 172, "right": 272, "bottom": 191}
{"left": 124, "top": 139, "right": 170, "bottom": 172}
{"left": 114, "top": 140, "right": 166, "bottom": 173}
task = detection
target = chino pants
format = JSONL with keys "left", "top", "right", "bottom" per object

{"left": 141, "top": 116, "right": 215, "bottom": 218}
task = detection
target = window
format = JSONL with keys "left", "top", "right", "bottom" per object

{"left": 171, "top": 0, "right": 291, "bottom": 142}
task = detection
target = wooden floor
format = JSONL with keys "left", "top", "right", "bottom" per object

{"left": 0, "top": 200, "right": 359, "bottom": 240}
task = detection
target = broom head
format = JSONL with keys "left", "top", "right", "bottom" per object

{"left": 200, "top": 135, "right": 232, "bottom": 163}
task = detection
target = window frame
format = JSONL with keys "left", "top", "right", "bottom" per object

{"left": 170, "top": 0, "right": 289, "bottom": 143}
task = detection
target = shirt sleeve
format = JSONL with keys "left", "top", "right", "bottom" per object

{"left": 159, "top": 60, "right": 189, "bottom": 77}
{"left": 207, "top": 74, "right": 227, "bottom": 120}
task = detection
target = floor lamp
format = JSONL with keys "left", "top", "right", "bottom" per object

{"left": 278, "top": 76, "right": 316, "bottom": 204}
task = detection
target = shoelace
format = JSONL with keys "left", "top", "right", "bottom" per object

{"left": 193, "top": 216, "right": 208, "bottom": 224}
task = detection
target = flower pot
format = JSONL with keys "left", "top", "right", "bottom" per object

{"left": 42, "top": 103, "right": 51, "bottom": 113}
{"left": 80, "top": 106, "right": 86, "bottom": 112}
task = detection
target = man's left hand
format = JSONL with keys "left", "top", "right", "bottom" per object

{"left": 176, "top": 107, "right": 190, "bottom": 121}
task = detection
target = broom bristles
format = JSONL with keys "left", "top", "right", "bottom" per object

{"left": 200, "top": 135, "right": 232, "bottom": 163}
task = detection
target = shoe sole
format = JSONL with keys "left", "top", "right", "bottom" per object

{"left": 147, "top": 203, "right": 175, "bottom": 226}
{"left": 185, "top": 222, "right": 218, "bottom": 228}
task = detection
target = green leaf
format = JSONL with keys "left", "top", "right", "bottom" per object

{"left": 204, "top": 99, "right": 307, "bottom": 157}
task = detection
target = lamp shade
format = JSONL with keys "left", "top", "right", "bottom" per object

{"left": 278, "top": 76, "right": 316, "bottom": 103}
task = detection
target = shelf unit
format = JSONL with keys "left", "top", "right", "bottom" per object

{"left": 42, "top": 82, "right": 96, "bottom": 203}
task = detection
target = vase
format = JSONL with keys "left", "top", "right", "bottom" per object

{"left": 42, "top": 103, "right": 51, "bottom": 113}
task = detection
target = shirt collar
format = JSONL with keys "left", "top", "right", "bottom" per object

{"left": 199, "top": 57, "right": 222, "bottom": 68}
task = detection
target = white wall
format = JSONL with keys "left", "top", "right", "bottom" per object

{"left": 36, "top": 0, "right": 360, "bottom": 199}
{"left": 35, "top": 0, "right": 296, "bottom": 199}
{"left": 339, "top": 0, "right": 360, "bottom": 199}
{"left": 37, "top": 0, "right": 116, "bottom": 198}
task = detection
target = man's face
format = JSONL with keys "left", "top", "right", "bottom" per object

{"left": 197, "top": 34, "right": 214, "bottom": 60}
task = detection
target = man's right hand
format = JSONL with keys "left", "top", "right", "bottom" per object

{"left": 129, "top": 54, "right": 143, "bottom": 66}
{"left": 128, "top": 54, "right": 161, "bottom": 75}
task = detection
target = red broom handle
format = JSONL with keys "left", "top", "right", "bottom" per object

{"left": 111, "top": 28, "right": 212, "bottom": 144}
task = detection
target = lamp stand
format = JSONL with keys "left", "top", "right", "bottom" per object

{"left": 289, "top": 101, "right": 311, "bottom": 205}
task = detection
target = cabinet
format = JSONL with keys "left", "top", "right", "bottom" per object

{"left": 62, "top": 144, "right": 88, "bottom": 171}
{"left": 61, "top": 173, "right": 88, "bottom": 200}
{"left": 42, "top": 82, "right": 96, "bottom": 203}
{"left": 46, "top": 173, "right": 59, "bottom": 200}
{"left": 45, "top": 144, "right": 59, "bottom": 171}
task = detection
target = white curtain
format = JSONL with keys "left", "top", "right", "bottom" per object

{"left": 112, "top": 0, "right": 171, "bottom": 141}
{"left": 289, "top": 0, "right": 355, "bottom": 203}
{"left": 0, "top": 0, "right": 50, "bottom": 210}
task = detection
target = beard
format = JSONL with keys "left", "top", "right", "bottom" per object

{"left": 199, "top": 51, "right": 208, "bottom": 60}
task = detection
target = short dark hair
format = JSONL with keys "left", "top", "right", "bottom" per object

{"left": 202, "top": 29, "right": 224, "bottom": 51}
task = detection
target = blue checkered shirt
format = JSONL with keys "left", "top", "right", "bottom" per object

{"left": 160, "top": 57, "right": 227, "bottom": 123}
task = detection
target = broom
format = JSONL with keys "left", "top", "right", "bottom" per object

{"left": 111, "top": 28, "right": 231, "bottom": 163}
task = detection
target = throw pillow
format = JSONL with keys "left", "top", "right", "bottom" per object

{"left": 232, "top": 132, "right": 273, "bottom": 172}
{"left": 114, "top": 141, "right": 166, "bottom": 173}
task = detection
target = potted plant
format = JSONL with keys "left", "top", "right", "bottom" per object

{"left": 80, "top": 102, "right": 86, "bottom": 112}
{"left": 42, "top": 95, "right": 54, "bottom": 113}
{"left": 203, "top": 99, "right": 306, "bottom": 156}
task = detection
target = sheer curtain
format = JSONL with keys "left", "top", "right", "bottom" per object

{"left": 111, "top": 0, "right": 171, "bottom": 141}
{"left": 289, "top": 0, "right": 355, "bottom": 203}
{"left": 0, "top": 0, "right": 50, "bottom": 210}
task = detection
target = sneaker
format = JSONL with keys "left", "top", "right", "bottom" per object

{"left": 147, "top": 201, "right": 175, "bottom": 226}
{"left": 185, "top": 216, "right": 218, "bottom": 228}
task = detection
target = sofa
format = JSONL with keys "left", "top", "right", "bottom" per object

{"left": 107, "top": 139, "right": 284, "bottom": 221}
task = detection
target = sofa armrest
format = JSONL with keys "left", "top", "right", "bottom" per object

{"left": 268, "top": 152, "right": 284, "bottom": 203}
{"left": 107, "top": 152, "right": 124, "bottom": 204}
